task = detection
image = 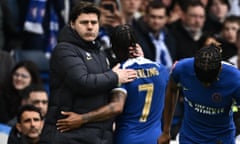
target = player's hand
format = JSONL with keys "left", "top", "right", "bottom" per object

{"left": 112, "top": 63, "right": 137, "bottom": 84}
{"left": 56, "top": 111, "right": 84, "bottom": 132}
{"left": 129, "top": 43, "right": 144, "bottom": 58}
{"left": 157, "top": 132, "right": 171, "bottom": 144}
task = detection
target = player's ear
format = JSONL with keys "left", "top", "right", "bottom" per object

{"left": 16, "top": 123, "right": 22, "bottom": 133}
{"left": 70, "top": 21, "right": 75, "bottom": 29}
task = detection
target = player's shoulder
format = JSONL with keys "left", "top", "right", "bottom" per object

{"left": 122, "top": 57, "right": 158, "bottom": 68}
{"left": 171, "top": 58, "right": 194, "bottom": 71}
{"left": 222, "top": 61, "right": 237, "bottom": 68}
{"left": 222, "top": 61, "right": 240, "bottom": 75}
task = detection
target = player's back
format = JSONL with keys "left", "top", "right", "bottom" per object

{"left": 114, "top": 57, "right": 169, "bottom": 144}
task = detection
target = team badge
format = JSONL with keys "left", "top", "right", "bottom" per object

{"left": 86, "top": 52, "right": 92, "bottom": 60}
{"left": 211, "top": 93, "right": 222, "bottom": 103}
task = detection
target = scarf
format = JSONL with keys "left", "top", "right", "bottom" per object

{"left": 24, "top": 0, "right": 47, "bottom": 34}
{"left": 45, "top": 5, "right": 59, "bottom": 57}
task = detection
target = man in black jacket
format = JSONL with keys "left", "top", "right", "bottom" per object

{"left": 39, "top": 2, "right": 137, "bottom": 144}
{"left": 133, "top": 1, "right": 176, "bottom": 69}
{"left": 8, "top": 105, "right": 44, "bottom": 144}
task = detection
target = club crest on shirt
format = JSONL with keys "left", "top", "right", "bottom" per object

{"left": 86, "top": 52, "right": 92, "bottom": 60}
{"left": 211, "top": 93, "right": 222, "bottom": 103}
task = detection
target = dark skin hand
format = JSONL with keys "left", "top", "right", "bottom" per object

{"left": 157, "top": 132, "right": 171, "bottom": 144}
{"left": 157, "top": 77, "right": 179, "bottom": 144}
{"left": 56, "top": 111, "right": 85, "bottom": 132}
{"left": 129, "top": 43, "right": 144, "bottom": 58}
{"left": 56, "top": 90, "right": 126, "bottom": 132}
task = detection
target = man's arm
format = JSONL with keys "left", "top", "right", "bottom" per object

{"left": 158, "top": 76, "right": 179, "bottom": 144}
{"left": 56, "top": 89, "right": 127, "bottom": 132}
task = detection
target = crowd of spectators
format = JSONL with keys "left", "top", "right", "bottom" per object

{"left": 0, "top": 0, "right": 239, "bottom": 143}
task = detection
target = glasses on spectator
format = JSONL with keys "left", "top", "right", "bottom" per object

{"left": 32, "top": 100, "right": 48, "bottom": 105}
{"left": 13, "top": 72, "right": 30, "bottom": 79}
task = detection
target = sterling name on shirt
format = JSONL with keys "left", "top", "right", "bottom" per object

{"left": 136, "top": 67, "right": 159, "bottom": 78}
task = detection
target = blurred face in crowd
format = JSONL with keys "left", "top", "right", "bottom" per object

{"left": 99, "top": 0, "right": 122, "bottom": 27}
{"left": 222, "top": 22, "right": 240, "bottom": 43}
{"left": 13, "top": 67, "right": 32, "bottom": 90}
{"left": 139, "top": 0, "right": 151, "bottom": 13}
{"left": 120, "top": 0, "right": 142, "bottom": 15}
{"left": 209, "top": 0, "right": 228, "bottom": 21}
{"left": 144, "top": 7, "right": 167, "bottom": 35}
{"left": 27, "top": 91, "right": 48, "bottom": 117}
{"left": 71, "top": 13, "right": 99, "bottom": 42}
{"left": 161, "top": 0, "right": 173, "bottom": 7}
{"left": 183, "top": 5, "right": 205, "bottom": 33}
{"left": 100, "top": 0, "right": 118, "bottom": 12}
{"left": 16, "top": 111, "right": 43, "bottom": 141}
{"left": 200, "top": 0, "right": 209, "bottom": 7}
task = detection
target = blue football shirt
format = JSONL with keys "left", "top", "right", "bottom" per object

{"left": 114, "top": 57, "right": 169, "bottom": 144}
{"left": 172, "top": 58, "right": 240, "bottom": 144}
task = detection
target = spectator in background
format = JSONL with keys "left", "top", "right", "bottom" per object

{"left": 95, "top": 0, "right": 124, "bottom": 67}
{"left": 7, "top": 84, "right": 49, "bottom": 127}
{"left": 97, "top": 0, "right": 123, "bottom": 27}
{"left": 7, "top": 84, "right": 48, "bottom": 144}
{"left": 97, "top": 0, "right": 145, "bottom": 67}
{"left": 161, "top": 0, "right": 173, "bottom": 8}
{"left": 138, "top": 0, "right": 152, "bottom": 16}
{"left": 39, "top": 2, "right": 137, "bottom": 144}
{"left": 7, "top": 105, "right": 44, "bottom": 144}
{"left": 16, "top": 0, "right": 65, "bottom": 55}
{"left": 169, "top": 0, "right": 209, "bottom": 60}
{"left": 23, "top": 84, "right": 48, "bottom": 118}
{"left": 0, "top": 60, "right": 42, "bottom": 123}
{"left": 200, "top": 0, "right": 209, "bottom": 7}
{"left": 120, "top": 0, "right": 142, "bottom": 24}
{"left": 204, "top": 0, "right": 230, "bottom": 35}
{"left": 221, "top": 16, "right": 240, "bottom": 43}
{"left": 134, "top": 1, "right": 176, "bottom": 69}
{"left": 217, "top": 15, "right": 240, "bottom": 63}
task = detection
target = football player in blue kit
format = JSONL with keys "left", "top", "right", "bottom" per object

{"left": 111, "top": 24, "right": 169, "bottom": 144}
{"left": 158, "top": 44, "right": 240, "bottom": 144}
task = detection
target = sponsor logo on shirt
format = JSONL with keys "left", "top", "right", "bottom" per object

{"left": 184, "top": 96, "right": 225, "bottom": 115}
